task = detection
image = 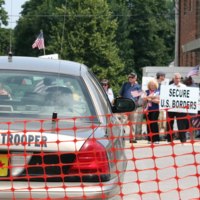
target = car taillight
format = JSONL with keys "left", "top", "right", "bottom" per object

{"left": 69, "top": 139, "right": 109, "bottom": 175}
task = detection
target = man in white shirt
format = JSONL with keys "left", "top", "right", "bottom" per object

{"left": 166, "top": 73, "right": 188, "bottom": 143}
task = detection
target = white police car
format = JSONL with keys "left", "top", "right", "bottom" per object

{"left": 0, "top": 56, "right": 135, "bottom": 200}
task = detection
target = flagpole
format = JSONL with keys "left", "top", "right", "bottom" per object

{"left": 41, "top": 29, "right": 45, "bottom": 55}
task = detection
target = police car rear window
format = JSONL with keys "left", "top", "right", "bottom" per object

{"left": 0, "top": 70, "right": 95, "bottom": 119}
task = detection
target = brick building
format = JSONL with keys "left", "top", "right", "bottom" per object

{"left": 179, "top": 0, "right": 200, "bottom": 66}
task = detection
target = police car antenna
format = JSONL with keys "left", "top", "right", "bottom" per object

{"left": 8, "top": 0, "right": 13, "bottom": 62}
{"left": 8, "top": 51, "right": 12, "bottom": 62}
{"left": 52, "top": 112, "right": 58, "bottom": 122}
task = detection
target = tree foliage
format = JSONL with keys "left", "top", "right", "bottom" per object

{"left": 14, "top": 0, "right": 125, "bottom": 94}
{"left": 0, "top": 28, "right": 12, "bottom": 55}
{"left": 48, "top": 1, "right": 124, "bottom": 79}
{"left": 0, "top": 0, "right": 8, "bottom": 27}
{"left": 125, "top": 0, "right": 175, "bottom": 80}
{"left": 107, "top": 0, "right": 134, "bottom": 86}
{"left": 13, "top": 0, "right": 175, "bottom": 93}
{"left": 0, "top": 0, "right": 10, "bottom": 55}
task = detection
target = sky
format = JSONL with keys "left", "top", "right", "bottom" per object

{"left": 3, "top": 0, "right": 27, "bottom": 28}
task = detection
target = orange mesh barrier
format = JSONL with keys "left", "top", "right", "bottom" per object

{"left": 0, "top": 109, "right": 199, "bottom": 200}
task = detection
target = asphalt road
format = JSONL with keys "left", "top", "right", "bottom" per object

{"left": 122, "top": 140, "right": 200, "bottom": 200}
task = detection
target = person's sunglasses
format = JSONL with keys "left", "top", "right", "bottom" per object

{"left": 102, "top": 84, "right": 108, "bottom": 86}
{"left": 128, "top": 76, "right": 135, "bottom": 79}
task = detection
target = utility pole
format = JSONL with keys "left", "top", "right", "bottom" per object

{"left": 174, "top": 0, "right": 179, "bottom": 67}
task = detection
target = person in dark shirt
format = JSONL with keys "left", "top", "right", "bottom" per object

{"left": 119, "top": 72, "right": 142, "bottom": 143}
{"left": 156, "top": 71, "right": 166, "bottom": 137}
{"left": 142, "top": 79, "right": 160, "bottom": 143}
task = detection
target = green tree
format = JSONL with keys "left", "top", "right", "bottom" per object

{"left": 14, "top": 0, "right": 125, "bottom": 94}
{"left": 14, "top": 0, "right": 175, "bottom": 92}
{"left": 0, "top": 0, "right": 10, "bottom": 55}
{"left": 0, "top": 0, "right": 8, "bottom": 27}
{"left": 0, "top": 28, "right": 12, "bottom": 55}
{"left": 126, "top": 0, "right": 175, "bottom": 79}
{"left": 107, "top": 0, "right": 134, "bottom": 87}
{"left": 14, "top": 0, "right": 57, "bottom": 56}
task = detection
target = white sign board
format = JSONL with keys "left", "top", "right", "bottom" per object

{"left": 160, "top": 85, "right": 199, "bottom": 113}
{"left": 142, "top": 76, "right": 169, "bottom": 91}
{"left": 142, "top": 77, "right": 154, "bottom": 91}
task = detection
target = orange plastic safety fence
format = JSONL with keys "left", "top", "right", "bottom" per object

{"left": 0, "top": 109, "right": 199, "bottom": 200}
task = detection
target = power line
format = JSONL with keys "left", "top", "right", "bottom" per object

{"left": 6, "top": 13, "right": 176, "bottom": 18}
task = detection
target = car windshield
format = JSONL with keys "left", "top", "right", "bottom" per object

{"left": 0, "top": 70, "right": 95, "bottom": 120}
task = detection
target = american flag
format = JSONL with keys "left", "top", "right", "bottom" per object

{"left": 191, "top": 115, "right": 200, "bottom": 128}
{"left": 131, "top": 90, "right": 143, "bottom": 97}
{"left": 187, "top": 65, "right": 199, "bottom": 77}
{"left": 32, "top": 31, "right": 45, "bottom": 49}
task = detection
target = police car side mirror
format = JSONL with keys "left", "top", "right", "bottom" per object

{"left": 112, "top": 97, "right": 136, "bottom": 113}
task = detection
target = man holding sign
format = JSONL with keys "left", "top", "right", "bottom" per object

{"left": 160, "top": 73, "right": 199, "bottom": 143}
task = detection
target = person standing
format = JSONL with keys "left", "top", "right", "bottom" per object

{"left": 101, "top": 79, "right": 114, "bottom": 104}
{"left": 166, "top": 73, "right": 188, "bottom": 143}
{"left": 119, "top": 72, "right": 142, "bottom": 143}
{"left": 183, "top": 76, "right": 199, "bottom": 140}
{"left": 142, "top": 79, "right": 160, "bottom": 143}
{"left": 156, "top": 71, "right": 167, "bottom": 137}
{"left": 156, "top": 71, "right": 166, "bottom": 90}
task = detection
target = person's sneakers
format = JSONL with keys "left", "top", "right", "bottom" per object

{"left": 130, "top": 139, "right": 137, "bottom": 143}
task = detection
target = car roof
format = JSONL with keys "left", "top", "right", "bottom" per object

{"left": 0, "top": 56, "right": 88, "bottom": 76}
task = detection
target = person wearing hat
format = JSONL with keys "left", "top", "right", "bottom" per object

{"left": 101, "top": 79, "right": 114, "bottom": 104}
{"left": 119, "top": 72, "right": 143, "bottom": 143}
